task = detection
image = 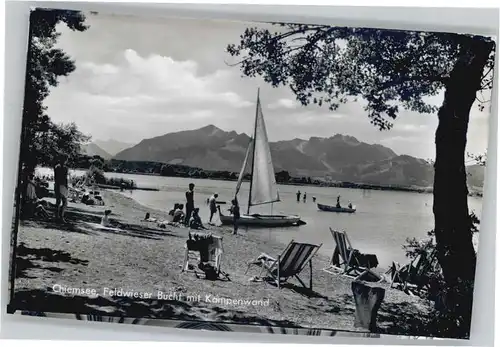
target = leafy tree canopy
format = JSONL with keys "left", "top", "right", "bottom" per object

{"left": 227, "top": 24, "right": 495, "bottom": 130}
{"left": 33, "top": 121, "right": 90, "bottom": 168}
{"left": 22, "top": 9, "right": 89, "bottom": 171}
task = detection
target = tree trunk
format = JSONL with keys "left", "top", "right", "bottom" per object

{"left": 433, "top": 38, "right": 492, "bottom": 337}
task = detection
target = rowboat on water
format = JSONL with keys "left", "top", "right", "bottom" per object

{"left": 317, "top": 203, "right": 356, "bottom": 213}
{"left": 218, "top": 89, "right": 305, "bottom": 228}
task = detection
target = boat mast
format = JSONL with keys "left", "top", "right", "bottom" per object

{"left": 247, "top": 88, "right": 260, "bottom": 215}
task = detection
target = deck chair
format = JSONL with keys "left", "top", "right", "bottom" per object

{"left": 323, "top": 228, "right": 381, "bottom": 281}
{"left": 246, "top": 240, "right": 322, "bottom": 290}
{"left": 388, "top": 249, "right": 438, "bottom": 294}
{"left": 182, "top": 232, "right": 226, "bottom": 279}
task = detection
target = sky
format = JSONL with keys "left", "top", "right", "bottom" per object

{"left": 43, "top": 12, "right": 493, "bottom": 160}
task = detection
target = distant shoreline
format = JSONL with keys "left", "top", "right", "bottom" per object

{"left": 100, "top": 171, "right": 484, "bottom": 197}
{"left": 37, "top": 166, "right": 482, "bottom": 197}
{"left": 103, "top": 170, "right": 434, "bottom": 194}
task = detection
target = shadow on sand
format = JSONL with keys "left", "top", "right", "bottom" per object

{"left": 15, "top": 243, "right": 89, "bottom": 279}
{"left": 22, "top": 204, "right": 182, "bottom": 241}
{"left": 376, "top": 301, "right": 435, "bottom": 337}
{"left": 8, "top": 289, "right": 303, "bottom": 329}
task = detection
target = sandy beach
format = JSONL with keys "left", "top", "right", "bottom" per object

{"left": 11, "top": 190, "right": 436, "bottom": 336}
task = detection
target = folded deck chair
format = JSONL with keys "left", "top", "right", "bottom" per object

{"left": 323, "top": 228, "right": 381, "bottom": 281}
{"left": 182, "top": 232, "right": 226, "bottom": 279}
{"left": 246, "top": 240, "right": 322, "bottom": 290}
{"left": 388, "top": 249, "right": 438, "bottom": 294}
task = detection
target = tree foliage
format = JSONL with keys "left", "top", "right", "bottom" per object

{"left": 227, "top": 24, "right": 494, "bottom": 130}
{"left": 21, "top": 9, "right": 88, "bottom": 172}
{"left": 33, "top": 121, "right": 90, "bottom": 168}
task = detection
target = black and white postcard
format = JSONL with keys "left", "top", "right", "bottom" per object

{"left": 6, "top": 7, "right": 497, "bottom": 340}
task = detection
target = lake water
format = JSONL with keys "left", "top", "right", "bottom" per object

{"left": 36, "top": 167, "right": 483, "bottom": 269}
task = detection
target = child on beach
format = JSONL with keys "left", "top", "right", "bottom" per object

{"left": 168, "top": 203, "right": 178, "bottom": 216}
{"left": 101, "top": 210, "right": 112, "bottom": 227}
{"left": 173, "top": 204, "right": 185, "bottom": 223}
{"left": 189, "top": 208, "right": 207, "bottom": 230}
{"left": 230, "top": 199, "right": 240, "bottom": 235}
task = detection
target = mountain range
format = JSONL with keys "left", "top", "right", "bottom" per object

{"left": 81, "top": 139, "right": 136, "bottom": 160}
{"left": 93, "top": 139, "right": 135, "bottom": 156}
{"left": 112, "top": 125, "right": 445, "bottom": 188}
{"left": 81, "top": 143, "right": 112, "bottom": 160}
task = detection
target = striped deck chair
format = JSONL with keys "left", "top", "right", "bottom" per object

{"left": 388, "top": 249, "right": 438, "bottom": 294}
{"left": 323, "top": 228, "right": 381, "bottom": 281}
{"left": 246, "top": 240, "right": 322, "bottom": 290}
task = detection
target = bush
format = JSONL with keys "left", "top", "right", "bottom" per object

{"left": 86, "top": 166, "right": 106, "bottom": 184}
{"left": 401, "top": 211, "right": 480, "bottom": 338}
{"left": 70, "top": 170, "right": 136, "bottom": 189}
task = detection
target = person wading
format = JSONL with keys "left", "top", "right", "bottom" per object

{"left": 54, "top": 154, "right": 69, "bottom": 223}
{"left": 185, "top": 183, "right": 195, "bottom": 225}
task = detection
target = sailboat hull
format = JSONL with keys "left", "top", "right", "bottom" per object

{"left": 219, "top": 212, "right": 303, "bottom": 227}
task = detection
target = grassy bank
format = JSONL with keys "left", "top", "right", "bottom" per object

{"left": 11, "top": 190, "right": 436, "bottom": 336}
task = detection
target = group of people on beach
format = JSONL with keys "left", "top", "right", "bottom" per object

{"left": 155, "top": 183, "right": 240, "bottom": 235}
{"left": 22, "top": 154, "right": 110, "bottom": 225}
{"left": 22, "top": 154, "right": 70, "bottom": 223}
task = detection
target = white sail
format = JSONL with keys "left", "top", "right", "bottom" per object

{"left": 249, "top": 94, "right": 280, "bottom": 206}
{"left": 235, "top": 139, "right": 253, "bottom": 198}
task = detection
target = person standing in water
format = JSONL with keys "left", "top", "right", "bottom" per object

{"left": 303, "top": 192, "right": 307, "bottom": 203}
{"left": 185, "top": 183, "right": 195, "bottom": 225}
{"left": 296, "top": 190, "right": 301, "bottom": 202}
{"left": 54, "top": 154, "right": 69, "bottom": 223}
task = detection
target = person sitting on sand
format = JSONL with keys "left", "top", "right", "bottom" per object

{"left": 208, "top": 193, "right": 219, "bottom": 223}
{"left": 81, "top": 191, "right": 95, "bottom": 206}
{"left": 173, "top": 204, "right": 185, "bottom": 223}
{"left": 189, "top": 208, "right": 206, "bottom": 230}
{"left": 22, "top": 175, "right": 50, "bottom": 220}
{"left": 144, "top": 212, "right": 157, "bottom": 222}
{"left": 101, "top": 210, "right": 112, "bottom": 227}
{"left": 168, "top": 203, "right": 179, "bottom": 216}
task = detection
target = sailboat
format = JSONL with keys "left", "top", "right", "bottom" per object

{"left": 218, "top": 89, "right": 304, "bottom": 227}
